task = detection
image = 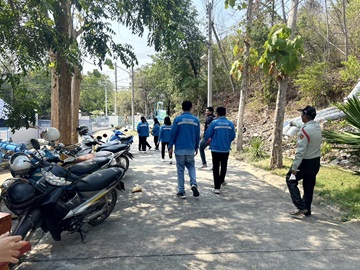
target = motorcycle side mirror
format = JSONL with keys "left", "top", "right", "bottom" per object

{"left": 102, "top": 134, "right": 108, "bottom": 138}
{"left": 111, "top": 124, "right": 114, "bottom": 128}
{"left": 123, "top": 129, "right": 128, "bottom": 132}
{"left": 30, "top": 139, "right": 41, "bottom": 150}
{"left": 97, "top": 136, "right": 103, "bottom": 140}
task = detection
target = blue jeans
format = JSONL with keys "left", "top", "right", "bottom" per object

{"left": 175, "top": 154, "right": 197, "bottom": 193}
{"left": 199, "top": 138, "right": 210, "bottom": 165}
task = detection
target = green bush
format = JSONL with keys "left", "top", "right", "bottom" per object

{"left": 249, "top": 137, "right": 266, "bottom": 160}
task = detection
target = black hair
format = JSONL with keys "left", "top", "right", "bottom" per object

{"left": 182, "top": 101, "right": 192, "bottom": 111}
{"left": 207, "top": 106, "right": 214, "bottom": 112}
{"left": 141, "top": 116, "right": 145, "bottom": 122}
{"left": 216, "top": 106, "right": 226, "bottom": 116}
{"left": 154, "top": 118, "right": 160, "bottom": 125}
{"left": 164, "top": 116, "right": 171, "bottom": 125}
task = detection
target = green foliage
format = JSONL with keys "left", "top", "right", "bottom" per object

{"left": 339, "top": 55, "right": 360, "bottom": 83}
{"left": 294, "top": 62, "right": 333, "bottom": 106}
{"left": 258, "top": 25, "right": 304, "bottom": 78}
{"left": 321, "top": 141, "right": 332, "bottom": 156}
{"left": 249, "top": 136, "right": 266, "bottom": 160}
{"left": 80, "top": 71, "right": 113, "bottom": 115}
{"left": 323, "top": 96, "right": 360, "bottom": 157}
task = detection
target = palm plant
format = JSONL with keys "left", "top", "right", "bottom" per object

{"left": 322, "top": 96, "right": 360, "bottom": 157}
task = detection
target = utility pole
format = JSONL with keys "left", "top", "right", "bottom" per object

{"left": 131, "top": 66, "right": 135, "bottom": 131}
{"left": 114, "top": 63, "right": 117, "bottom": 115}
{"left": 104, "top": 83, "right": 108, "bottom": 117}
{"left": 207, "top": 0, "right": 213, "bottom": 107}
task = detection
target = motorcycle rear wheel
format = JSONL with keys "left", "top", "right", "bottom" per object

{"left": 88, "top": 189, "right": 117, "bottom": 226}
{"left": 116, "top": 155, "right": 129, "bottom": 171}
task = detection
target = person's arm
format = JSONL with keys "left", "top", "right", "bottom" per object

{"left": 0, "top": 232, "right": 26, "bottom": 264}
{"left": 292, "top": 129, "right": 309, "bottom": 174}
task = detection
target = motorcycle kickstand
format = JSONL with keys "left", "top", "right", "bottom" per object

{"left": 78, "top": 227, "right": 88, "bottom": 243}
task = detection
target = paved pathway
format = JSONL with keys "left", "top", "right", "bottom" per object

{"left": 5, "top": 137, "right": 360, "bottom": 269}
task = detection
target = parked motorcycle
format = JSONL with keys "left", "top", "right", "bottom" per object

{"left": 1, "top": 139, "right": 125, "bottom": 243}
{"left": 104, "top": 125, "right": 134, "bottom": 145}
{"left": 75, "top": 125, "right": 133, "bottom": 171}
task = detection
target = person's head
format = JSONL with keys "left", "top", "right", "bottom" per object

{"left": 164, "top": 116, "right": 171, "bottom": 125}
{"left": 298, "top": 106, "right": 316, "bottom": 122}
{"left": 154, "top": 118, "right": 160, "bottom": 125}
{"left": 182, "top": 101, "right": 192, "bottom": 112}
{"left": 141, "top": 116, "right": 146, "bottom": 122}
{"left": 216, "top": 106, "right": 226, "bottom": 117}
{"left": 205, "top": 107, "right": 214, "bottom": 116}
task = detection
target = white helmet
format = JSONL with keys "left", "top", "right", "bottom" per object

{"left": 9, "top": 153, "right": 32, "bottom": 176}
{"left": 44, "top": 127, "right": 60, "bottom": 141}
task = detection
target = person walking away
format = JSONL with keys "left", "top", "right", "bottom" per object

{"left": 159, "top": 116, "right": 173, "bottom": 163}
{"left": 205, "top": 106, "right": 236, "bottom": 194}
{"left": 152, "top": 118, "right": 161, "bottom": 150}
{"left": 168, "top": 101, "right": 200, "bottom": 199}
{"left": 199, "top": 107, "right": 215, "bottom": 168}
{"left": 137, "top": 116, "right": 150, "bottom": 153}
{"left": 286, "top": 106, "right": 322, "bottom": 216}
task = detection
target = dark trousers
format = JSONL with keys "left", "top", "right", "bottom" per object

{"left": 161, "top": 142, "right": 172, "bottom": 159}
{"left": 139, "top": 136, "right": 147, "bottom": 151}
{"left": 212, "top": 152, "right": 229, "bottom": 189}
{"left": 199, "top": 138, "right": 210, "bottom": 165}
{"left": 286, "top": 157, "right": 320, "bottom": 212}
{"left": 154, "top": 136, "right": 159, "bottom": 150}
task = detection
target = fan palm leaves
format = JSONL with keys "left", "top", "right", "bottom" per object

{"left": 322, "top": 96, "right": 360, "bottom": 156}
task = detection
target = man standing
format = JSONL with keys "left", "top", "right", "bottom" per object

{"left": 137, "top": 116, "right": 150, "bottom": 152}
{"left": 286, "top": 106, "right": 322, "bottom": 216}
{"left": 168, "top": 101, "right": 200, "bottom": 199}
{"left": 205, "top": 107, "right": 236, "bottom": 194}
{"left": 199, "top": 107, "right": 215, "bottom": 168}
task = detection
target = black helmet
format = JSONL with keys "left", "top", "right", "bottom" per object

{"left": 77, "top": 125, "right": 89, "bottom": 136}
{"left": 1, "top": 178, "right": 36, "bottom": 214}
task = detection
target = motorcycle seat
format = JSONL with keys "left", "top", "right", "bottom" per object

{"left": 76, "top": 167, "right": 125, "bottom": 192}
{"left": 97, "top": 144, "right": 128, "bottom": 153}
{"left": 68, "top": 157, "right": 110, "bottom": 176}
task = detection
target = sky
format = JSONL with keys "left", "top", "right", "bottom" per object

{"left": 82, "top": 0, "right": 244, "bottom": 88}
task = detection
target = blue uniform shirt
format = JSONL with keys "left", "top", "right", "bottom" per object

{"left": 137, "top": 121, "right": 149, "bottom": 137}
{"left": 168, "top": 112, "right": 200, "bottom": 155}
{"left": 205, "top": 116, "right": 236, "bottom": 153}
{"left": 152, "top": 123, "right": 160, "bottom": 136}
{"left": 159, "top": 124, "right": 172, "bottom": 143}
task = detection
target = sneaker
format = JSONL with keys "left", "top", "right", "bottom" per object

{"left": 176, "top": 192, "right": 186, "bottom": 199}
{"left": 213, "top": 189, "right": 220, "bottom": 194}
{"left": 161, "top": 159, "right": 165, "bottom": 162}
{"left": 221, "top": 181, "right": 227, "bottom": 186}
{"left": 290, "top": 209, "right": 308, "bottom": 216}
{"left": 199, "top": 164, "right": 207, "bottom": 169}
{"left": 169, "top": 159, "right": 173, "bottom": 164}
{"left": 303, "top": 211, "right": 311, "bottom": 216}
{"left": 191, "top": 185, "right": 200, "bottom": 197}
{"left": 148, "top": 146, "right": 152, "bottom": 150}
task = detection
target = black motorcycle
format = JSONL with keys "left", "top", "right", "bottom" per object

{"left": 1, "top": 139, "right": 125, "bottom": 242}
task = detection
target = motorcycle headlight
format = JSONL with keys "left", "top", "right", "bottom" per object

{"left": 44, "top": 171, "right": 72, "bottom": 186}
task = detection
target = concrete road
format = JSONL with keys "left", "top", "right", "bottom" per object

{"left": 7, "top": 138, "right": 360, "bottom": 269}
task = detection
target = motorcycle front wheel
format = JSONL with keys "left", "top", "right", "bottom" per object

{"left": 88, "top": 189, "right": 117, "bottom": 226}
{"left": 116, "top": 155, "right": 129, "bottom": 171}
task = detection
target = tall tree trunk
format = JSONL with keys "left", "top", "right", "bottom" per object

{"left": 235, "top": 0, "right": 253, "bottom": 151}
{"left": 51, "top": 0, "right": 72, "bottom": 144}
{"left": 50, "top": 51, "right": 59, "bottom": 129}
{"left": 71, "top": 66, "right": 82, "bottom": 144}
{"left": 287, "top": 0, "right": 299, "bottom": 38}
{"left": 342, "top": 0, "right": 349, "bottom": 61}
{"left": 270, "top": 76, "right": 288, "bottom": 168}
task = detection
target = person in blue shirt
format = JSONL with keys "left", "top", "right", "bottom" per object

{"left": 168, "top": 101, "right": 200, "bottom": 199}
{"left": 151, "top": 118, "right": 161, "bottom": 151}
{"left": 137, "top": 116, "right": 150, "bottom": 152}
{"left": 205, "top": 106, "right": 236, "bottom": 194}
{"left": 159, "top": 116, "right": 173, "bottom": 163}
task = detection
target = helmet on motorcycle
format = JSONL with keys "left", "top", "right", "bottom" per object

{"left": 9, "top": 153, "right": 32, "bottom": 176}
{"left": 43, "top": 127, "right": 60, "bottom": 141}
{"left": 1, "top": 179, "right": 36, "bottom": 213}
{"left": 77, "top": 125, "right": 89, "bottom": 136}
